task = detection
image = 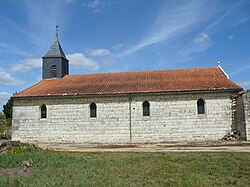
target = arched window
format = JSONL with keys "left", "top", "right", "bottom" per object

{"left": 51, "top": 65, "right": 57, "bottom": 78}
{"left": 90, "top": 102, "right": 97, "bottom": 118}
{"left": 143, "top": 101, "right": 150, "bottom": 116}
{"left": 41, "top": 104, "right": 47, "bottom": 119}
{"left": 197, "top": 99, "right": 205, "bottom": 114}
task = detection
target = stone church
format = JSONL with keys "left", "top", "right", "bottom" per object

{"left": 11, "top": 35, "right": 250, "bottom": 143}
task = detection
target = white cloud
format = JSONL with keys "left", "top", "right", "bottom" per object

{"left": 164, "top": 36, "right": 214, "bottom": 65}
{"left": 102, "top": 58, "right": 116, "bottom": 66}
{"left": 11, "top": 58, "right": 42, "bottom": 73}
{"left": 195, "top": 33, "right": 210, "bottom": 44}
{"left": 67, "top": 53, "right": 100, "bottom": 71}
{"left": 82, "top": 0, "right": 116, "bottom": 13}
{"left": 0, "top": 92, "right": 11, "bottom": 96}
{"left": 237, "top": 81, "right": 250, "bottom": 87}
{"left": 0, "top": 67, "right": 24, "bottom": 86}
{"left": 164, "top": 1, "right": 248, "bottom": 65}
{"left": 86, "top": 0, "right": 101, "bottom": 9}
{"left": 24, "top": 0, "right": 67, "bottom": 49}
{"left": 1, "top": 16, "right": 40, "bottom": 48}
{"left": 117, "top": 1, "right": 213, "bottom": 57}
{"left": 0, "top": 41, "right": 30, "bottom": 56}
{"left": 89, "top": 49, "right": 111, "bottom": 57}
{"left": 228, "top": 35, "right": 234, "bottom": 40}
{"left": 88, "top": 49, "right": 117, "bottom": 67}
{"left": 232, "top": 64, "right": 250, "bottom": 75}
{"left": 117, "top": 1, "right": 247, "bottom": 59}
{"left": 10, "top": 53, "right": 100, "bottom": 73}
{"left": 0, "top": 92, "right": 12, "bottom": 110}
{"left": 228, "top": 1, "right": 250, "bottom": 27}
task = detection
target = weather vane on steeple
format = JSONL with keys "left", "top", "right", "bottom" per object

{"left": 56, "top": 25, "right": 59, "bottom": 39}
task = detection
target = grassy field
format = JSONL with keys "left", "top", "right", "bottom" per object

{"left": 0, "top": 147, "right": 249, "bottom": 187}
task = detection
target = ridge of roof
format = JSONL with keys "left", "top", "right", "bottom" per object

{"left": 217, "top": 63, "right": 229, "bottom": 79}
{"left": 64, "top": 66, "right": 219, "bottom": 77}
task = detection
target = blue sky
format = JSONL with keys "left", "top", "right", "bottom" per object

{"left": 0, "top": 0, "right": 250, "bottom": 108}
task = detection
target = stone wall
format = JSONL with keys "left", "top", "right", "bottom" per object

{"left": 231, "top": 91, "right": 247, "bottom": 140}
{"left": 12, "top": 92, "right": 235, "bottom": 143}
{"left": 243, "top": 90, "right": 250, "bottom": 140}
{"left": 231, "top": 90, "right": 250, "bottom": 141}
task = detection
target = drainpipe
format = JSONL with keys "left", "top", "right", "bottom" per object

{"left": 129, "top": 96, "right": 132, "bottom": 143}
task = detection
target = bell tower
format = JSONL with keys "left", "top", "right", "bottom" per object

{"left": 42, "top": 26, "right": 69, "bottom": 79}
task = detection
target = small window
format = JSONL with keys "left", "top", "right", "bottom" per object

{"left": 90, "top": 102, "right": 97, "bottom": 118}
{"left": 197, "top": 99, "right": 205, "bottom": 114}
{"left": 143, "top": 101, "right": 150, "bottom": 116}
{"left": 41, "top": 104, "right": 47, "bottom": 118}
{"left": 51, "top": 65, "right": 57, "bottom": 78}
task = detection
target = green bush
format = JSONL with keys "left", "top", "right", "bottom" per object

{"left": 0, "top": 132, "right": 11, "bottom": 140}
{"left": 3, "top": 118, "right": 12, "bottom": 127}
{"left": 0, "top": 112, "right": 5, "bottom": 121}
{"left": 0, "top": 125, "right": 4, "bottom": 134}
{"left": 11, "top": 144, "right": 40, "bottom": 155}
{"left": 0, "top": 112, "right": 12, "bottom": 140}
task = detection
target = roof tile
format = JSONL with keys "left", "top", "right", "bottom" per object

{"left": 13, "top": 67, "right": 242, "bottom": 98}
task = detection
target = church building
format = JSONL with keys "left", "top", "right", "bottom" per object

{"left": 11, "top": 35, "right": 250, "bottom": 143}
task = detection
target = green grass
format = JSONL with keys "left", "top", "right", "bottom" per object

{"left": 0, "top": 149, "right": 249, "bottom": 187}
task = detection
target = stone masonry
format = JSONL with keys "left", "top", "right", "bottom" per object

{"left": 243, "top": 90, "right": 250, "bottom": 140}
{"left": 12, "top": 91, "right": 235, "bottom": 143}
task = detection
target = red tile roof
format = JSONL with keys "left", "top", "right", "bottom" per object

{"left": 13, "top": 67, "right": 242, "bottom": 98}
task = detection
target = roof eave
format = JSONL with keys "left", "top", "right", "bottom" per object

{"left": 12, "top": 88, "right": 243, "bottom": 99}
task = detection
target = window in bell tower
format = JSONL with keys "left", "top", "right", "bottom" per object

{"left": 51, "top": 65, "right": 57, "bottom": 78}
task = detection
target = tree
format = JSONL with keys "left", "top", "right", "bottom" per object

{"left": 3, "top": 97, "right": 13, "bottom": 119}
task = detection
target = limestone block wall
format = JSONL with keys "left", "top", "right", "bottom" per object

{"left": 232, "top": 92, "right": 247, "bottom": 140}
{"left": 12, "top": 91, "right": 234, "bottom": 143}
{"left": 12, "top": 97, "right": 130, "bottom": 143}
{"left": 131, "top": 92, "right": 233, "bottom": 142}
{"left": 244, "top": 90, "right": 250, "bottom": 140}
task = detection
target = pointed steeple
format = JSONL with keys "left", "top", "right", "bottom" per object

{"left": 43, "top": 34, "right": 68, "bottom": 60}
{"left": 42, "top": 27, "right": 69, "bottom": 79}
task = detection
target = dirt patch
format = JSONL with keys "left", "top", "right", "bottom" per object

{"left": 0, "top": 141, "right": 23, "bottom": 153}
{"left": 157, "top": 142, "right": 250, "bottom": 148}
{"left": 94, "top": 144, "right": 137, "bottom": 149}
{"left": 0, "top": 140, "right": 41, "bottom": 154}
{"left": 0, "top": 168, "right": 32, "bottom": 178}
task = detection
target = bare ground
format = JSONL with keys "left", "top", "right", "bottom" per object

{"left": 0, "top": 168, "right": 32, "bottom": 178}
{"left": 37, "top": 141, "right": 250, "bottom": 153}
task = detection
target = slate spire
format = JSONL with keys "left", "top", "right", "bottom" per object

{"left": 43, "top": 34, "right": 68, "bottom": 60}
{"left": 42, "top": 27, "right": 69, "bottom": 79}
